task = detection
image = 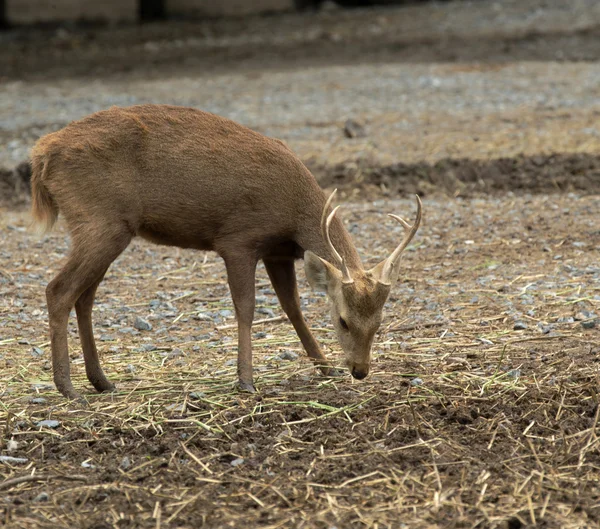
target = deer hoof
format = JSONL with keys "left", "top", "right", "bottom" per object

{"left": 318, "top": 365, "right": 344, "bottom": 378}
{"left": 90, "top": 377, "right": 115, "bottom": 393}
{"left": 237, "top": 380, "right": 257, "bottom": 394}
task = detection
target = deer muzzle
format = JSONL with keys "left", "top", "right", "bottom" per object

{"left": 350, "top": 363, "right": 370, "bottom": 380}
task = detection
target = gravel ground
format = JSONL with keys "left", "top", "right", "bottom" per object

{"left": 1, "top": 0, "right": 600, "bottom": 527}
{"left": 2, "top": 0, "right": 600, "bottom": 169}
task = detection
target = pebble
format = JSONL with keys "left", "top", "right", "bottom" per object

{"left": 193, "top": 312, "right": 214, "bottom": 321}
{"left": 168, "top": 348, "right": 185, "bottom": 359}
{"left": 134, "top": 316, "right": 152, "bottom": 331}
{"left": 31, "top": 383, "right": 53, "bottom": 391}
{"left": 230, "top": 457, "right": 244, "bottom": 467}
{"left": 37, "top": 419, "right": 60, "bottom": 429}
{"left": 575, "top": 310, "right": 596, "bottom": 321}
{"left": 33, "top": 492, "right": 50, "bottom": 502}
{"left": 120, "top": 456, "right": 132, "bottom": 470}
{"left": 30, "top": 346, "right": 44, "bottom": 357}
{"left": 410, "top": 377, "right": 423, "bottom": 386}
{"left": 0, "top": 455, "right": 28, "bottom": 464}
{"left": 343, "top": 118, "right": 367, "bottom": 138}
{"left": 31, "top": 397, "right": 47, "bottom": 404}
{"left": 279, "top": 351, "right": 299, "bottom": 361}
{"left": 513, "top": 321, "right": 528, "bottom": 330}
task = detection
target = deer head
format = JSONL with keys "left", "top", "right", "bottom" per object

{"left": 304, "top": 190, "right": 422, "bottom": 380}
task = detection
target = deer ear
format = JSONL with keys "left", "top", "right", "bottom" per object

{"left": 368, "top": 258, "right": 403, "bottom": 287}
{"left": 368, "top": 260, "right": 388, "bottom": 284}
{"left": 304, "top": 251, "right": 340, "bottom": 292}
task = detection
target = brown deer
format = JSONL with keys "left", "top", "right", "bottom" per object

{"left": 30, "top": 104, "right": 422, "bottom": 400}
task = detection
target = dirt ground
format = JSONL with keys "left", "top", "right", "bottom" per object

{"left": 1, "top": 1, "right": 600, "bottom": 528}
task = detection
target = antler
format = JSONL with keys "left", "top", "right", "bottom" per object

{"left": 321, "top": 189, "right": 353, "bottom": 284}
{"left": 379, "top": 195, "right": 422, "bottom": 285}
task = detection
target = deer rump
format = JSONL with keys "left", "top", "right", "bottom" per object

{"left": 30, "top": 104, "right": 421, "bottom": 401}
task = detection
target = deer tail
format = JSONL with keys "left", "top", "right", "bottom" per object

{"left": 30, "top": 152, "right": 59, "bottom": 234}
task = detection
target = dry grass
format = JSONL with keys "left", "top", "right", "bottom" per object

{"left": 1, "top": 191, "right": 600, "bottom": 528}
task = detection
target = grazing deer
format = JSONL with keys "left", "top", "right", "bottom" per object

{"left": 30, "top": 104, "right": 422, "bottom": 400}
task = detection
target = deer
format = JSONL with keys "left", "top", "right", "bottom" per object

{"left": 29, "top": 104, "right": 422, "bottom": 401}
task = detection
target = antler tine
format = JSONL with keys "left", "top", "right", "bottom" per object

{"left": 320, "top": 188, "right": 338, "bottom": 240}
{"left": 387, "top": 214, "right": 412, "bottom": 230}
{"left": 320, "top": 189, "right": 353, "bottom": 283}
{"left": 380, "top": 195, "right": 422, "bottom": 284}
{"left": 325, "top": 206, "right": 344, "bottom": 264}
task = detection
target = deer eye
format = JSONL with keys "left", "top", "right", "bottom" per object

{"left": 339, "top": 317, "right": 349, "bottom": 331}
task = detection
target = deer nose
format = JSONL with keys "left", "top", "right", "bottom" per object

{"left": 351, "top": 365, "right": 369, "bottom": 380}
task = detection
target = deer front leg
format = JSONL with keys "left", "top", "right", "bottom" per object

{"left": 224, "top": 254, "right": 258, "bottom": 393}
{"left": 264, "top": 258, "right": 337, "bottom": 376}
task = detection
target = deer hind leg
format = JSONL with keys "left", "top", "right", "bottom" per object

{"left": 264, "top": 259, "right": 336, "bottom": 376}
{"left": 75, "top": 269, "right": 113, "bottom": 393}
{"left": 46, "top": 224, "right": 131, "bottom": 400}
{"left": 223, "top": 252, "right": 258, "bottom": 393}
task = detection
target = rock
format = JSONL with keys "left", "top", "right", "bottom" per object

{"left": 193, "top": 312, "right": 214, "bottom": 321}
{"left": 575, "top": 310, "right": 596, "bottom": 321}
{"left": 36, "top": 419, "right": 60, "bottom": 429}
{"left": 120, "top": 456, "right": 132, "bottom": 470}
{"left": 31, "top": 397, "right": 47, "bottom": 404}
{"left": 279, "top": 351, "right": 299, "bottom": 361}
{"left": 0, "top": 455, "right": 28, "bottom": 464}
{"left": 31, "top": 383, "right": 53, "bottom": 391}
{"left": 30, "top": 346, "right": 44, "bottom": 357}
{"left": 557, "top": 316, "right": 575, "bottom": 324}
{"left": 33, "top": 492, "right": 49, "bottom": 502}
{"left": 513, "top": 321, "right": 528, "bottom": 330}
{"left": 100, "top": 334, "right": 116, "bottom": 342}
{"left": 225, "top": 359, "right": 237, "bottom": 367}
{"left": 142, "top": 343, "right": 157, "bottom": 352}
{"left": 257, "top": 307, "right": 276, "bottom": 318}
{"left": 134, "top": 316, "right": 152, "bottom": 331}
{"left": 189, "top": 391, "right": 205, "bottom": 400}
{"left": 582, "top": 319, "right": 597, "bottom": 329}
{"left": 343, "top": 119, "right": 367, "bottom": 138}
{"left": 410, "top": 377, "right": 423, "bottom": 386}
{"left": 6, "top": 440, "right": 18, "bottom": 452}
{"left": 168, "top": 348, "right": 185, "bottom": 359}
{"left": 230, "top": 457, "right": 244, "bottom": 467}
{"left": 507, "top": 369, "right": 521, "bottom": 379}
